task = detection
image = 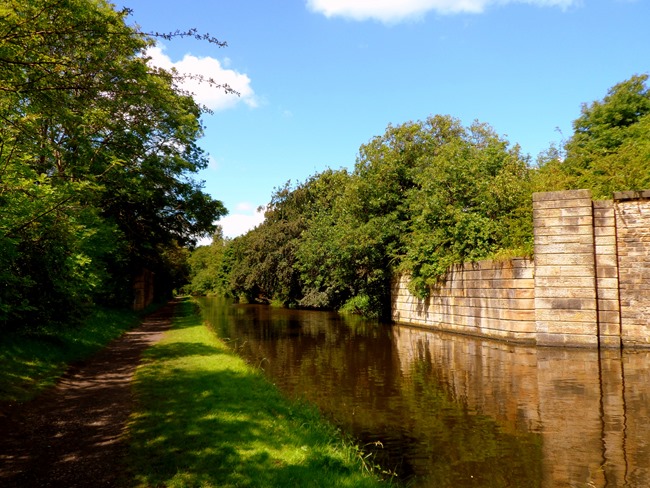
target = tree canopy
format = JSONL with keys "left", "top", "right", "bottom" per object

{"left": 540, "top": 74, "right": 650, "bottom": 198}
{"left": 188, "top": 116, "right": 533, "bottom": 315}
{"left": 187, "top": 74, "right": 650, "bottom": 318}
{"left": 1, "top": 0, "right": 227, "bottom": 329}
{"left": 4, "top": 1, "right": 641, "bottom": 327}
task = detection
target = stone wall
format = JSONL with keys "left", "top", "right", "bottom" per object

{"left": 391, "top": 189, "right": 650, "bottom": 348}
{"left": 615, "top": 191, "right": 650, "bottom": 347}
{"left": 593, "top": 200, "right": 621, "bottom": 348}
{"left": 391, "top": 259, "right": 536, "bottom": 343}
{"left": 533, "top": 190, "right": 598, "bottom": 347}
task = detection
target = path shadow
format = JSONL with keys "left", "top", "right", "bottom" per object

{"left": 0, "top": 302, "right": 176, "bottom": 488}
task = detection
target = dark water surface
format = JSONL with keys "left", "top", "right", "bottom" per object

{"left": 197, "top": 297, "right": 650, "bottom": 488}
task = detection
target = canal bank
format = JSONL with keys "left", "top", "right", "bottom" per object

{"left": 392, "top": 189, "right": 650, "bottom": 348}
{"left": 127, "top": 299, "right": 390, "bottom": 487}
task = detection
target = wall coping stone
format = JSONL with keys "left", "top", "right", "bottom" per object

{"left": 613, "top": 190, "right": 650, "bottom": 201}
{"left": 533, "top": 189, "right": 592, "bottom": 202}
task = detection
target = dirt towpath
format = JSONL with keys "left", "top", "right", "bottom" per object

{"left": 0, "top": 302, "right": 175, "bottom": 487}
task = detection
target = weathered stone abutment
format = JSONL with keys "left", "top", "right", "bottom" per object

{"left": 391, "top": 189, "right": 650, "bottom": 348}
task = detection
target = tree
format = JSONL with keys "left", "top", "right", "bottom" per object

{"left": 294, "top": 169, "right": 356, "bottom": 309}
{"left": 334, "top": 115, "right": 531, "bottom": 302}
{"left": 321, "top": 121, "right": 440, "bottom": 316}
{"left": 0, "top": 0, "right": 228, "bottom": 328}
{"left": 218, "top": 116, "right": 531, "bottom": 317}
{"left": 402, "top": 119, "right": 532, "bottom": 296}
{"left": 186, "top": 228, "right": 231, "bottom": 296}
{"left": 559, "top": 74, "right": 650, "bottom": 197}
{"left": 226, "top": 179, "right": 318, "bottom": 305}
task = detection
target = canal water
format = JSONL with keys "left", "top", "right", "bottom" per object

{"left": 197, "top": 297, "right": 650, "bottom": 488}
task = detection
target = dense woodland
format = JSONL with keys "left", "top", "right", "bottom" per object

{"left": 2, "top": 2, "right": 649, "bottom": 330}
{"left": 1, "top": 0, "right": 227, "bottom": 330}
{"left": 188, "top": 74, "right": 650, "bottom": 318}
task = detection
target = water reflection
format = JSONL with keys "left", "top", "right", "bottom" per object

{"left": 197, "top": 297, "right": 650, "bottom": 487}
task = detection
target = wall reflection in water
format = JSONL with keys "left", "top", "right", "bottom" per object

{"left": 395, "top": 326, "right": 650, "bottom": 487}
{"left": 198, "top": 298, "right": 650, "bottom": 488}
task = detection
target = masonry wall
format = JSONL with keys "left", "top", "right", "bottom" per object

{"left": 615, "top": 191, "right": 650, "bottom": 347}
{"left": 532, "top": 190, "right": 598, "bottom": 347}
{"left": 593, "top": 200, "right": 621, "bottom": 348}
{"left": 391, "top": 259, "right": 536, "bottom": 344}
{"left": 391, "top": 189, "right": 650, "bottom": 348}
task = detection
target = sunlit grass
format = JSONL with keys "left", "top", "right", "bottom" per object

{"left": 0, "top": 307, "right": 141, "bottom": 403}
{"left": 127, "top": 298, "right": 389, "bottom": 487}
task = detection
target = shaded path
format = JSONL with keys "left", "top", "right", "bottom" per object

{"left": 0, "top": 302, "right": 175, "bottom": 487}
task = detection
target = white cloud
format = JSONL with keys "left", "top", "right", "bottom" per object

{"left": 306, "top": 0, "right": 578, "bottom": 22}
{"left": 196, "top": 205, "right": 264, "bottom": 245}
{"left": 218, "top": 204, "right": 266, "bottom": 239}
{"left": 145, "top": 45, "right": 258, "bottom": 111}
{"left": 208, "top": 155, "right": 219, "bottom": 171}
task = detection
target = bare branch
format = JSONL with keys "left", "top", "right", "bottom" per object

{"left": 147, "top": 28, "right": 228, "bottom": 48}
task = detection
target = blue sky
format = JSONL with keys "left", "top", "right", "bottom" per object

{"left": 125, "top": 0, "right": 649, "bottom": 238}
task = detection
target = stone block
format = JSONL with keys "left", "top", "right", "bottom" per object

{"left": 598, "top": 310, "right": 621, "bottom": 324}
{"left": 533, "top": 189, "right": 592, "bottom": 202}
{"left": 533, "top": 215, "right": 594, "bottom": 228}
{"left": 454, "top": 306, "right": 535, "bottom": 322}
{"left": 593, "top": 199, "right": 614, "bottom": 208}
{"left": 594, "top": 225, "right": 616, "bottom": 237}
{"left": 594, "top": 235, "right": 617, "bottom": 248}
{"left": 593, "top": 206, "right": 615, "bottom": 219}
{"left": 533, "top": 206, "right": 594, "bottom": 219}
{"left": 460, "top": 297, "right": 531, "bottom": 310}
{"left": 535, "top": 286, "right": 596, "bottom": 299}
{"left": 535, "top": 234, "right": 594, "bottom": 246}
{"left": 537, "top": 321, "right": 598, "bottom": 335}
{"left": 595, "top": 267, "right": 618, "bottom": 279}
{"left": 478, "top": 317, "right": 536, "bottom": 332}
{"left": 532, "top": 197, "right": 593, "bottom": 210}
{"left": 596, "top": 287, "right": 619, "bottom": 300}
{"left": 536, "top": 276, "right": 594, "bottom": 289}
{"left": 597, "top": 300, "right": 620, "bottom": 314}
{"left": 535, "top": 265, "right": 595, "bottom": 278}
{"left": 598, "top": 321, "right": 622, "bottom": 337}
{"left": 536, "top": 332, "right": 599, "bottom": 348}
{"left": 550, "top": 297, "right": 593, "bottom": 310}
{"left": 513, "top": 265, "right": 535, "bottom": 278}
{"left": 536, "top": 225, "right": 588, "bottom": 238}
{"left": 613, "top": 190, "right": 650, "bottom": 201}
{"left": 594, "top": 217, "right": 615, "bottom": 228}
{"left": 598, "top": 336, "right": 622, "bottom": 348}
{"left": 535, "top": 244, "right": 597, "bottom": 256}
{"left": 621, "top": 336, "right": 650, "bottom": 348}
{"left": 512, "top": 288, "right": 535, "bottom": 299}
{"left": 535, "top": 253, "right": 595, "bottom": 267}
{"left": 535, "top": 308, "right": 598, "bottom": 323}
{"left": 595, "top": 277, "right": 619, "bottom": 289}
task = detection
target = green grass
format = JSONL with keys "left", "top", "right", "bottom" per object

{"left": 0, "top": 307, "right": 142, "bottom": 403}
{"left": 127, "top": 299, "right": 391, "bottom": 488}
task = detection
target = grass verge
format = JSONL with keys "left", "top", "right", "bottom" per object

{"left": 126, "top": 298, "right": 390, "bottom": 488}
{"left": 0, "top": 306, "right": 144, "bottom": 403}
